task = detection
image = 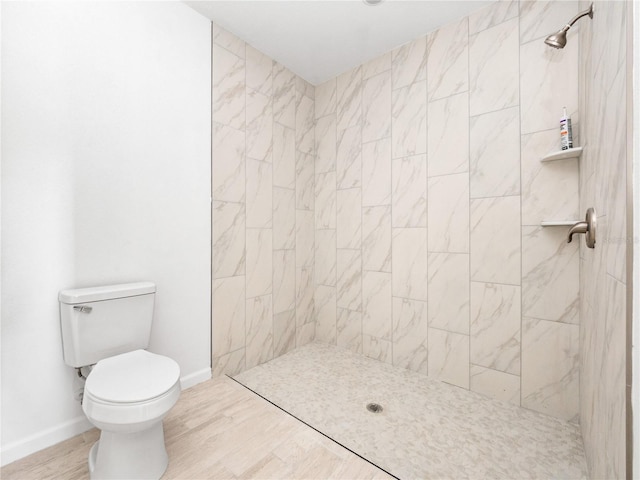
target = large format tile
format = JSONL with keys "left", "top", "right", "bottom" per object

{"left": 245, "top": 295, "right": 273, "bottom": 370}
{"left": 392, "top": 297, "right": 428, "bottom": 374}
{"left": 470, "top": 196, "right": 521, "bottom": 285}
{"left": 246, "top": 228, "right": 273, "bottom": 298}
{"left": 427, "top": 173, "right": 469, "bottom": 253}
{"left": 337, "top": 188, "right": 362, "bottom": 249}
{"left": 246, "top": 89, "right": 273, "bottom": 163}
{"left": 362, "top": 271, "right": 392, "bottom": 340}
{"left": 295, "top": 151, "right": 314, "bottom": 211}
{"left": 315, "top": 78, "right": 336, "bottom": 119}
{"left": 315, "top": 285, "right": 337, "bottom": 344}
{"left": 295, "top": 210, "right": 314, "bottom": 267}
{"left": 391, "top": 35, "right": 427, "bottom": 90}
{"left": 427, "top": 17, "right": 469, "bottom": 101}
{"left": 362, "top": 51, "right": 391, "bottom": 80}
{"left": 392, "top": 228, "right": 428, "bottom": 301}
{"left": 212, "top": 276, "right": 246, "bottom": 357}
{"left": 213, "top": 43, "right": 245, "bottom": 129}
{"left": 296, "top": 266, "right": 314, "bottom": 326}
{"left": 246, "top": 44, "right": 272, "bottom": 96}
{"left": 392, "top": 154, "right": 427, "bottom": 228}
{"left": 468, "top": 0, "right": 519, "bottom": 36}
{"left": 362, "top": 138, "right": 392, "bottom": 206}
{"left": 469, "top": 17, "right": 519, "bottom": 117}
{"left": 362, "top": 205, "right": 392, "bottom": 273}
{"left": 213, "top": 23, "right": 245, "bottom": 58}
{"left": 427, "top": 92, "right": 469, "bottom": 177}
{"left": 470, "top": 107, "right": 520, "bottom": 198}
{"left": 391, "top": 82, "right": 427, "bottom": 158}
{"left": 521, "top": 317, "right": 579, "bottom": 422}
{"left": 519, "top": 1, "right": 579, "bottom": 44}
{"left": 337, "top": 308, "right": 363, "bottom": 354}
{"left": 212, "top": 123, "right": 245, "bottom": 203}
{"left": 470, "top": 365, "right": 520, "bottom": 406}
{"left": 336, "top": 125, "right": 362, "bottom": 189}
{"left": 362, "top": 71, "right": 392, "bottom": 143}
{"left": 273, "top": 249, "right": 295, "bottom": 314}
{"left": 336, "top": 249, "right": 362, "bottom": 312}
{"left": 336, "top": 67, "right": 362, "bottom": 131}
{"left": 428, "top": 328, "right": 470, "bottom": 389}
{"left": 315, "top": 114, "right": 337, "bottom": 174}
{"left": 213, "top": 201, "right": 245, "bottom": 279}
{"left": 427, "top": 253, "right": 470, "bottom": 334}
{"left": 296, "top": 92, "right": 315, "bottom": 155}
{"left": 315, "top": 229, "right": 336, "bottom": 287}
{"left": 273, "top": 123, "right": 296, "bottom": 189}
{"left": 273, "top": 187, "right": 295, "bottom": 250}
{"left": 246, "top": 158, "right": 272, "bottom": 228}
{"left": 470, "top": 282, "right": 521, "bottom": 375}
{"left": 273, "top": 63, "right": 296, "bottom": 129}
{"left": 273, "top": 309, "right": 296, "bottom": 358}
{"left": 315, "top": 171, "right": 337, "bottom": 229}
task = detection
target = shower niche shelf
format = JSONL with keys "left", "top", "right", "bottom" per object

{"left": 541, "top": 220, "right": 579, "bottom": 227}
{"left": 540, "top": 146, "right": 583, "bottom": 163}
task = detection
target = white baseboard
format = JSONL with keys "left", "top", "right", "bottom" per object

{"left": 180, "top": 367, "right": 211, "bottom": 390}
{"left": 0, "top": 415, "right": 93, "bottom": 467}
{"left": 0, "top": 367, "right": 212, "bottom": 467}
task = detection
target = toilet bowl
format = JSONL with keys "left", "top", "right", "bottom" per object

{"left": 83, "top": 349, "right": 181, "bottom": 480}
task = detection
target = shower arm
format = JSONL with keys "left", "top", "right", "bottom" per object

{"left": 562, "top": 4, "right": 594, "bottom": 32}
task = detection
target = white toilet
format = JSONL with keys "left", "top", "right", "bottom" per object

{"left": 59, "top": 282, "right": 181, "bottom": 480}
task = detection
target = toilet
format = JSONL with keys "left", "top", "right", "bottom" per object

{"left": 59, "top": 282, "right": 181, "bottom": 480}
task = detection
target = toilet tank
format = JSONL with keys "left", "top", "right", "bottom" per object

{"left": 59, "top": 282, "right": 156, "bottom": 368}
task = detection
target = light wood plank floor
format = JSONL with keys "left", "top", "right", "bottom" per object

{"left": 1, "top": 377, "right": 392, "bottom": 480}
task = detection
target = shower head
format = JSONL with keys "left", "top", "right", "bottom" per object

{"left": 544, "top": 3, "right": 593, "bottom": 49}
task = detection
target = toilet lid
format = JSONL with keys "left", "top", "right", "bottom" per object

{"left": 85, "top": 350, "right": 180, "bottom": 403}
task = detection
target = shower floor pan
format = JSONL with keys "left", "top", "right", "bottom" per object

{"left": 234, "top": 342, "right": 587, "bottom": 479}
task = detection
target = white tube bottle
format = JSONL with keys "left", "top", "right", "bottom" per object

{"left": 560, "top": 107, "right": 573, "bottom": 150}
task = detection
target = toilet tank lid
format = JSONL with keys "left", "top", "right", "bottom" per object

{"left": 59, "top": 282, "right": 156, "bottom": 304}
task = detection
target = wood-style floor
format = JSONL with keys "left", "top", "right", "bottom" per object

{"left": 1, "top": 377, "right": 391, "bottom": 479}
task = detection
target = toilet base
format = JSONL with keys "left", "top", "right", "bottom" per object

{"left": 88, "top": 422, "right": 168, "bottom": 480}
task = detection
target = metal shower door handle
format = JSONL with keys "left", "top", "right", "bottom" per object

{"left": 567, "top": 208, "right": 596, "bottom": 248}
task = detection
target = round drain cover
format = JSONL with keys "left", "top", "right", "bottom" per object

{"left": 366, "top": 403, "right": 383, "bottom": 413}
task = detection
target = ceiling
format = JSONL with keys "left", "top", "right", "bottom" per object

{"left": 185, "top": 0, "right": 493, "bottom": 85}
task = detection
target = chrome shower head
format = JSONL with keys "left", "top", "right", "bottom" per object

{"left": 544, "top": 3, "right": 593, "bottom": 49}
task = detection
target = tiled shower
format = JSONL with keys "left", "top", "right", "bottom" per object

{"left": 209, "top": 1, "right": 629, "bottom": 478}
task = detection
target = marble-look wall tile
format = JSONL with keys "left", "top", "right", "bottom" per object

{"left": 363, "top": 334, "right": 392, "bottom": 364}
{"left": 213, "top": 23, "right": 244, "bottom": 58}
{"left": 427, "top": 173, "right": 469, "bottom": 253}
{"left": 392, "top": 228, "right": 428, "bottom": 301}
{"left": 362, "top": 138, "right": 392, "bottom": 206}
{"left": 273, "top": 187, "right": 295, "bottom": 250}
{"left": 392, "top": 297, "right": 428, "bottom": 374}
{"left": 362, "top": 71, "right": 392, "bottom": 143}
{"left": 315, "top": 171, "right": 337, "bottom": 229}
{"left": 296, "top": 76, "right": 315, "bottom": 99}
{"left": 521, "top": 128, "right": 579, "bottom": 225}
{"left": 336, "top": 67, "right": 362, "bottom": 131}
{"left": 296, "top": 322, "right": 315, "bottom": 348}
{"left": 337, "top": 188, "right": 362, "bottom": 249}
{"left": 362, "top": 51, "right": 391, "bottom": 79}
{"left": 315, "top": 115, "right": 337, "bottom": 174}
{"left": 470, "top": 282, "right": 521, "bottom": 375}
{"left": 519, "top": 1, "right": 579, "bottom": 44}
{"left": 315, "top": 229, "right": 336, "bottom": 287}
{"left": 315, "top": 78, "right": 336, "bottom": 119}
{"left": 246, "top": 89, "right": 273, "bottom": 163}
{"left": 520, "top": 34, "right": 578, "bottom": 134}
{"left": 521, "top": 317, "right": 579, "bottom": 421}
{"left": 213, "top": 43, "right": 245, "bottom": 129}
{"left": 212, "top": 123, "right": 245, "bottom": 203}
{"left": 296, "top": 92, "right": 315, "bottom": 155}
{"left": 245, "top": 294, "right": 273, "bottom": 369}
{"left": 337, "top": 249, "right": 362, "bottom": 312}
{"left": 362, "top": 206, "right": 392, "bottom": 272}
{"left": 392, "top": 154, "right": 427, "bottom": 228}
{"left": 212, "top": 348, "right": 245, "bottom": 377}
{"left": 273, "top": 123, "right": 296, "bottom": 190}
{"left": 295, "top": 151, "right": 314, "bottom": 211}
{"left": 295, "top": 210, "right": 314, "bottom": 267}
{"left": 470, "top": 107, "right": 520, "bottom": 198}
{"left": 273, "top": 309, "right": 296, "bottom": 357}
{"left": 296, "top": 266, "right": 314, "bottom": 326}
{"left": 213, "top": 201, "right": 245, "bottom": 279}
{"left": 337, "top": 126, "right": 362, "bottom": 189}
{"left": 468, "top": 0, "right": 519, "bottom": 36}
{"left": 470, "top": 365, "right": 520, "bottom": 406}
{"left": 428, "top": 328, "right": 470, "bottom": 388}
{"left": 315, "top": 285, "right": 337, "bottom": 344}
{"left": 428, "top": 253, "right": 470, "bottom": 334}
{"left": 246, "top": 159, "right": 272, "bottom": 228}
{"left": 246, "top": 44, "right": 272, "bottom": 96}
{"left": 362, "top": 271, "right": 392, "bottom": 340}
{"left": 522, "top": 226, "right": 579, "bottom": 324}
{"left": 246, "top": 228, "right": 272, "bottom": 298}
{"left": 427, "top": 92, "right": 469, "bottom": 177}
{"left": 427, "top": 17, "right": 469, "bottom": 101}
{"left": 273, "top": 249, "right": 295, "bottom": 314}
{"left": 392, "top": 82, "right": 427, "bottom": 158}
{"left": 470, "top": 196, "right": 521, "bottom": 285}
{"left": 273, "top": 63, "right": 296, "bottom": 129}
{"left": 337, "top": 308, "right": 363, "bottom": 354}
{"left": 391, "top": 36, "right": 427, "bottom": 90}
{"left": 212, "top": 276, "right": 245, "bottom": 357}
{"left": 469, "top": 17, "right": 519, "bottom": 117}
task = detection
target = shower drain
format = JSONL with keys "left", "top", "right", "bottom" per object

{"left": 366, "top": 403, "right": 383, "bottom": 413}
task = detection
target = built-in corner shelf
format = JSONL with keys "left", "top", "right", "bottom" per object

{"left": 541, "top": 220, "right": 579, "bottom": 227}
{"left": 540, "top": 146, "right": 583, "bottom": 163}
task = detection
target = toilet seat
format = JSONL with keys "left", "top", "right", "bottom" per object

{"left": 85, "top": 349, "right": 180, "bottom": 404}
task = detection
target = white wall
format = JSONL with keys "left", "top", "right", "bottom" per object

{"left": 1, "top": 1, "right": 211, "bottom": 465}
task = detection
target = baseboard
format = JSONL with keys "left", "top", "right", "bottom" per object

{"left": 0, "top": 367, "right": 212, "bottom": 467}
{"left": 0, "top": 415, "right": 93, "bottom": 467}
{"left": 180, "top": 367, "right": 211, "bottom": 390}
